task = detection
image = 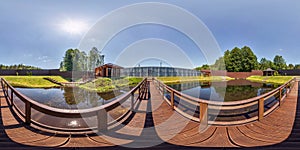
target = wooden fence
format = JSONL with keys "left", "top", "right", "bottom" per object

{"left": 153, "top": 78, "right": 296, "bottom": 126}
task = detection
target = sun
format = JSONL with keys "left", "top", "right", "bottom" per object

{"left": 60, "top": 19, "right": 88, "bottom": 35}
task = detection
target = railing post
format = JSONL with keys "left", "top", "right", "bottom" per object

{"left": 25, "top": 101, "right": 31, "bottom": 125}
{"left": 279, "top": 88, "right": 282, "bottom": 106}
{"left": 131, "top": 92, "right": 134, "bottom": 111}
{"left": 138, "top": 87, "right": 141, "bottom": 99}
{"left": 170, "top": 90, "right": 175, "bottom": 110}
{"left": 199, "top": 102, "right": 208, "bottom": 127}
{"left": 97, "top": 109, "right": 108, "bottom": 131}
{"left": 258, "top": 98, "right": 264, "bottom": 121}
{"left": 10, "top": 90, "right": 13, "bottom": 106}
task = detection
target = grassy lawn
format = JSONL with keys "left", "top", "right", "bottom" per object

{"left": 1, "top": 76, "right": 68, "bottom": 88}
{"left": 79, "top": 77, "right": 143, "bottom": 93}
{"left": 246, "top": 76, "right": 294, "bottom": 84}
{"left": 157, "top": 76, "right": 234, "bottom": 84}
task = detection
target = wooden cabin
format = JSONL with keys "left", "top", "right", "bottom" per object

{"left": 263, "top": 68, "right": 275, "bottom": 76}
{"left": 95, "top": 63, "right": 123, "bottom": 78}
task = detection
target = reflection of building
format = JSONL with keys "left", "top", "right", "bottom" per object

{"left": 95, "top": 64, "right": 201, "bottom": 78}
{"left": 200, "top": 70, "right": 211, "bottom": 77}
{"left": 94, "top": 63, "right": 123, "bottom": 78}
{"left": 263, "top": 68, "right": 275, "bottom": 76}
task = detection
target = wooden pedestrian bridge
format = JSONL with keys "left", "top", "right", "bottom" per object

{"left": 0, "top": 77, "right": 300, "bottom": 149}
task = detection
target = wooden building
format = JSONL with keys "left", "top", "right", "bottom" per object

{"left": 263, "top": 68, "right": 275, "bottom": 76}
{"left": 200, "top": 70, "right": 211, "bottom": 77}
{"left": 95, "top": 63, "right": 123, "bottom": 78}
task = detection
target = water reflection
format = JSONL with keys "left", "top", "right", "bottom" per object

{"left": 16, "top": 87, "right": 125, "bottom": 109}
{"left": 168, "top": 79, "right": 279, "bottom": 102}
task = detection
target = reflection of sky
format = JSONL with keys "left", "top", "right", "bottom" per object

{"left": 1, "top": 0, "right": 300, "bottom": 68}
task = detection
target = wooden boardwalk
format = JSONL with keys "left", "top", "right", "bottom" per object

{"left": 0, "top": 80, "right": 299, "bottom": 149}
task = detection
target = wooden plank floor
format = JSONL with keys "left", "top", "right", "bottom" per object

{"left": 0, "top": 80, "right": 299, "bottom": 149}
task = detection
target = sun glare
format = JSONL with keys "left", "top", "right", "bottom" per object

{"left": 61, "top": 19, "right": 88, "bottom": 35}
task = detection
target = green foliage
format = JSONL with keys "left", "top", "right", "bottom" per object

{"left": 195, "top": 64, "right": 210, "bottom": 70}
{"left": 79, "top": 77, "right": 143, "bottom": 93}
{"left": 259, "top": 58, "right": 274, "bottom": 70}
{"left": 0, "top": 64, "right": 41, "bottom": 70}
{"left": 210, "top": 56, "right": 226, "bottom": 70}
{"left": 273, "top": 55, "right": 287, "bottom": 70}
{"left": 209, "top": 46, "right": 258, "bottom": 72}
{"left": 2, "top": 76, "right": 68, "bottom": 88}
{"left": 60, "top": 47, "right": 104, "bottom": 71}
{"left": 295, "top": 64, "right": 300, "bottom": 69}
{"left": 288, "top": 64, "right": 295, "bottom": 70}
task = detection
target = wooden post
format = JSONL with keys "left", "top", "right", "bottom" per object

{"left": 170, "top": 91, "right": 175, "bottom": 110}
{"left": 10, "top": 90, "right": 13, "bottom": 106}
{"left": 279, "top": 88, "right": 282, "bottom": 106}
{"left": 25, "top": 101, "right": 31, "bottom": 125}
{"left": 131, "top": 92, "right": 134, "bottom": 111}
{"left": 97, "top": 109, "right": 108, "bottom": 131}
{"left": 258, "top": 98, "right": 264, "bottom": 121}
{"left": 138, "top": 87, "right": 141, "bottom": 99}
{"left": 199, "top": 102, "right": 208, "bottom": 126}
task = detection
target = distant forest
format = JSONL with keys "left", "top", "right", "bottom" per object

{"left": 196, "top": 46, "right": 299, "bottom": 72}
{"left": 0, "top": 64, "right": 41, "bottom": 70}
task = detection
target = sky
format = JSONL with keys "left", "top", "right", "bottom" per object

{"left": 0, "top": 0, "right": 300, "bottom": 69}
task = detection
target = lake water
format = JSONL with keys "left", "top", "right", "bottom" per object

{"left": 167, "top": 79, "right": 280, "bottom": 102}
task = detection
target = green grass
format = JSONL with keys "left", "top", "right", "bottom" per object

{"left": 157, "top": 76, "right": 234, "bottom": 84}
{"left": 1, "top": 76, "right": 68, "bottom": 88}
{"left": 79, "top": 77, "right": 143, "bottom": 93}
{"left": 246, "top": 76, "right": 294, "bottom": 84}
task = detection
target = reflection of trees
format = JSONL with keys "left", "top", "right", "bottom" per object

{"left": 63, "top": 87, "right": 77, "bottom": 105}
{"left": 169, "top": 80, "right": 276, "bottom": 102}
{"left": 63, "top": 87, "right": 123, "bottom": 107}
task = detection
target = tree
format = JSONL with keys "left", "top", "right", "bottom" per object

{"left": 259, "top": 58, "right": 274, "bottom": 70}
{"left": 60, "top": 47, "right": 104, "bottom": 71}
{"left": 288, "top": 64, "right": 294, "bottom": 70}
{"left": 210, "top": 46, "right": 258, "bottom": 72}
{"left": 295, "top": 64, "right": 300, "bottom": 69}
{"left": 273, "top": 55, "right": 287, "bottom": 70}
{"left": 61, "top": 49, "right": 75, "bottom": 71}
{"left": 88, "top": 47, "right": 104, "bottom": 71}
{"left": 241, "top": 46, "right": 259, "bottom": 71}
{"left": 195, "top": 64, "right": 210, "bottom": 70}
{"left": 226, "top": 47, "right": 243, "bottom": 72}
{"left": 211, "top": 56, "right": 225, "bottom": 70}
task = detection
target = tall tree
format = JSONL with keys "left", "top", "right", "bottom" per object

{"left": 288, "top": 64, "right": 294, "bottom": 70}
{"left": 61, "top": 49, "right": 75, "bottom": 71}
{"left": 88, "top": 47, "right": 104, "bottom": 71}
{"left": 273, "top": 55, "right": 287, "bottom": 70}
{"left": 241, "top": 46, "right": 259, "bottom": 71}
{"left": 259, "top": 58, "right": 274, "bottom": 70}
